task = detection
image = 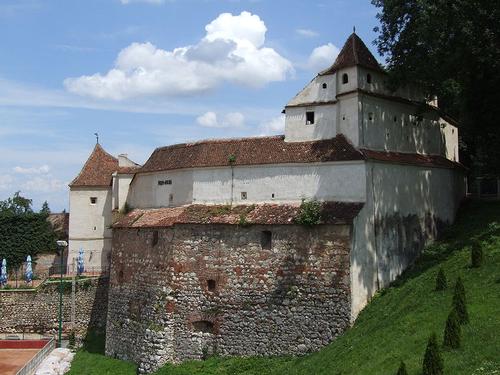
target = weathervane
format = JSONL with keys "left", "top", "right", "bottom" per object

{"left": 94, "top": 132, "right": 99, "bottom": 144}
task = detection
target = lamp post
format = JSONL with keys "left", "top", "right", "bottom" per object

{"left": 56, "top": 240, "right": 68, "bottom": 348}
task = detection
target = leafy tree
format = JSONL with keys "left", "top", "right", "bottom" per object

{"left": 453, "top": 277, "right": 469, "bottom": 324}
{"left": 471, "top": 242, "right": 483, "bottom": 268}
{"left": 396, "top": 361, "right": 408, "bottom": 375}
{"left": 372, "top": 0, "right": 500, "bottom": 175}
{"left": 40, "top": 201, "right": 51, "bottom": 215}
{"left": 443, "top": 308, "right": 461, "bottom": 349}
{"left": 435, "top": 267, "right": 447, "bottom": 291}
{"left": 0, "top": 191, "right": 33, "bottom": 215}
{"left": 0, "top": 192, "right": 57, "bottom": 270}
{"left": 423, "top": 333, "right": 444, "bottom": 375}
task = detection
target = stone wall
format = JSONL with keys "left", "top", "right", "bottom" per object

{"left": 0, "top": 277, "right": 108, "bottom": 336}
{"left": 106, "top": 224, "right": 352, "bottom": 373}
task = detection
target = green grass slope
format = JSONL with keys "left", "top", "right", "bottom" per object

{"left": 68, "top": 201, "right": 500, "bottom": 375}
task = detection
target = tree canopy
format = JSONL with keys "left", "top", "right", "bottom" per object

{"left": 0, "top": 192, "right": 57, "bottom": 269}
{"left": 372, "top": 0, "right": 500, "bottom": 175}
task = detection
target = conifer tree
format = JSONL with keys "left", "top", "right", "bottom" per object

{"left": 443, "top": 308, "right": 461, "bottom": 349}
{"left": 423, "top": 333, "right": 444, "bottom": 375}
{"left": 435, "top": 267, "right": 447, "bottom": 291}
{"left": 471, "top": 242, "right": 483, "bottom": 268}
{"left": 453, "top": 277, "right": 469, "bottom": 324}
{"left": 396, "top": 361, "right": 408, "bottom": 375}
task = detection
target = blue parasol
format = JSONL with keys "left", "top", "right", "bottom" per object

{"left": 0, "top": 259, "right": 7, "bottom": 286}
{"left": 25, "top": 255, "right": 33, "bottom": 283}
{"left": 77, "top": 248, "right": 85, "bottom": 275}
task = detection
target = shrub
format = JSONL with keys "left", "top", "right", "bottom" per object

{"left": 68, "top": 331, "right": 76, "bottom": 349}
{"left": 453, "top": 277, "right": 469, "bottom": 324}
{"left": 443, "top": 308, "right": 461, "bottom": 349}
{"left": 435, "top": 267, "right": 447, "bottom": 291}
{"left": 471, "top": 242, "right": 483, "bottom": 268}
{"left": 423, "top": 333, "right": 444, "bottom": 375}
{"left": 396, "top": 361, "right": 408, "bottom": 375}
{"left": 295, "top": 199, "right": 322, "bottom": 226}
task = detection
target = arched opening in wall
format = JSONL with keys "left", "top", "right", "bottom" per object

{"left": 207, "top": 279, "right": 216, "bottom": 292}
{"left": 367, "top": 73, "right": 372, "bottom": 84}
{"left": 322, "top": 83, "right": 327, "bottom": 89}
{"left": 261, "top": 230, "right": 272, "bottom": 250}
{"left": 342, "top": 73, "right": 348, "bottom": 84}
{"left": 152, "top": 230, "right": 159, "bottom": 247}
{"left": 192, "top": 320, "right": 214, "bottom": 334}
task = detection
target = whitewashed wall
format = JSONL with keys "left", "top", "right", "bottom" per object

{"left": 287, "top": 74, "right": 337, "bottom": 106}
{"left": 128, "top": 169, "right": 194, "bottom": 209}
{"left": 350, "top": 162, "right": 465, "bottom": 319}
{"left": 68, "top": 187, "right": 113, "bottom": 270}
{"left": 360, "top": 95, "right": 458, "bottom": 159}
{"left": 285, "top": 105, "right": 338, "bottom": 142}
{"left": 193, "top": 162, "right": 367, "bottom": 204}
{"left": 112, "top": 174, "right": 134, "bottom": 210}
{"left": 127, "top": 162, "right": 367, "bottom": 208}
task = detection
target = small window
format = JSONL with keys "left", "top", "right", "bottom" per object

{"left": 342, "top": 115, "right": 346, "bottom": 121}
{"left": 261, "top": 230, "right": 272, "bottom": 250}
{"left": 152, "top": 230, "right": 159, "bottom": 247}
{"left": 158, "top": 180, "right": 165, "bottom": 186}
{"left": 90, "top": 197, "right": 97, "bottom": 205}
{"left": 322, "top": 83, "right": 327, "bottom": 89}
{"left": 241, "top": 192, "right": 247, "bottom": 200}
{"left": 93, "top": 226, "right": 97, "bottom": 231}
{"left": 165, "top": 180, "right": 172, "bottom": 185}
{"left": 393, "top": 115, "right": 397, "bottom": 122}
{"left": 192, "top": 320, "right": 214, "bottom": 334}
{"left": 342, "top": 73, "right": 348, "bottom": 84}
{"left": 306, "top": 111, "right": 315, "bottom": 125}
{"left": 169, "top": 194, "right": 174, "bottom": 205}
{"left": 367, "top": 73, "right": 372, "bottom": 84}
{"left": 368, "top": 113, "right": 374, "bottom": 121}
{"left": 207, "top": 279, "right": 216, "bottom": 291}
{"left": 271, "top": 193, "right": 275, "bottom": 199}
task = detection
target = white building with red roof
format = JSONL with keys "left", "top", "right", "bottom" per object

{"left": 69, "top": 33, "right": 465, "bottom": 318}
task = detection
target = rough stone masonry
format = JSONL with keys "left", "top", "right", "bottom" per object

{"left": 106, "top": 223, "right": 352, "bottom": 373}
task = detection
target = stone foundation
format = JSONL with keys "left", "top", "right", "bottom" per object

{"left": 106, "top": 224, "right": 352, "bottom": 373}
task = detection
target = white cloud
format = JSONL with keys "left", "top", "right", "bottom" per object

{"left": 21, "top": 176, "right": 66, "bottom": 193}
{"left": 0, "top": 175, "right": 13, "bottom": 190}
{"left": 196, "top": 111, "right": 245, "bottom": 128}
{"left": 259, "top": 115, "right": 285, "bottom": 135}
{"left": 120, "top": 0, "right": 164, "bottom": 4}
{"left": 296, "top": 28, "right": 319, "bottom": 38}
{"left": 307, "top": 43, "right": 340, "bottom": 72}
{"left": 64, "top": 11, "right": 293, "bottom": 100}
{"left": 13, "top": 165, "right": 50, "bottom": 174}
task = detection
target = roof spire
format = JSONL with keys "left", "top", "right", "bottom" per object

{"left": 353, "top": 26, "right": 356, "bottom": 33}
{"left": 94, "top": 132, "right": 99, "bottom": 144}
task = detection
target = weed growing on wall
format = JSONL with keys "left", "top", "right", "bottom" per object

{"left": 295, "top": 199, "right": 322, "bottom": 226}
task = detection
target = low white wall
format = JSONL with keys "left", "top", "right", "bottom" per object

{"left": 350, "top": 162, "right": 465, "bottom": 319}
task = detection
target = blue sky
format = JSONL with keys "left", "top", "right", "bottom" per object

{"left": 0, "top": 0, "right": 381, "bottom": 212}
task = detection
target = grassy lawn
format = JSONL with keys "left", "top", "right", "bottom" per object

{"left": 68, "top": 200, "right": 500, "bottom": 375}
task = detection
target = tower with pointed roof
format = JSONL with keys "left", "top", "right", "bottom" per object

{"left": 68, "top": 143, "right": 139, "bottom": 272}
{"left": 283, "top": 32, "right": 458, "bottom": 163}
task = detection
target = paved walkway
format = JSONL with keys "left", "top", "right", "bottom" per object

{"left": 0, "top": 348, "right": 40, "bottom": 375}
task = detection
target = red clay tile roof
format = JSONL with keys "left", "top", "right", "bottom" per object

{"left": 117, "top": 166, "right": 140, "bottom": 174}
{"left": 320, "top": 33, "right": 383, "bottom": 75}
{"left": 361, "top": 149, "right": 466, "bottom": 170}
{"left": 69, "top": 144, "right": 118, "bottom": 187}
{"left": 113, "top": 202, "right": 364, "bottom": 228}
{"left": 138, "top": 134, "right": 364, "bottom": 174}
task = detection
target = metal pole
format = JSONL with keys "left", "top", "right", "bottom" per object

{"left": 58, "top": 245, "right": 63, "bottom": 348}
{"left": 55, "top": 240, "right": 68, "bottom": 348}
